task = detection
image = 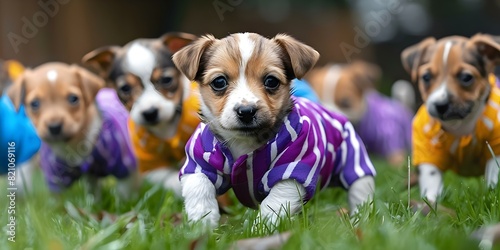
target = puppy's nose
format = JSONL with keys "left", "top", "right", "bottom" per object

{"left": 48, "top": 123, "right": 63, "bottom": 136}
{"left": 435, "top": 102, "right": 450, "bottom": 115}
{"left": 235, "top": 105, "right": 257, "bottom": 124}
{"left": 142, "top": 107, "right": 159, "bottom": 123}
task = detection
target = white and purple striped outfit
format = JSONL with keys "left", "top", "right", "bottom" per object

{"left": 40, "top": 88, "right": 136, "bottom": 192}
{"left": 180, "top": 97, "right": 376, "bottom": 208}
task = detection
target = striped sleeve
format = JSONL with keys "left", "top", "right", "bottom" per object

{"left": 338, "top": 121, "right": 376, "bottom": 189}
{"left": 179, "top": 123, "right": 230, "bottom": 195}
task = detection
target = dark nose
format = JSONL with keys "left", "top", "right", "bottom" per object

{"left": 236, "top": 105, "right": 257, "bottom": 124}
{"left": 48, "top": 123, "right": 63, "bottom": 136}
{"left": 435, "top": 102, "right": 450, "bottom": 115}
{"left": 142, "top": 107, "right": 159, "bottom": 123}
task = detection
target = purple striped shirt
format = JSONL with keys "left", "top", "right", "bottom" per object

{"left": 40, "top": 88, "right": 136, "bottom": 192}
{"left": 180, "top": 97, "right": 376, "bottom": 208}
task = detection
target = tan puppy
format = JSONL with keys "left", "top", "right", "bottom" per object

{"left": 173, "top": 33, "right": 376, "bottom": 229}
{"left": 308, "top": 62, "right": 413, "bottom": 166}
{"left": 8, "top": 63, "right": 138, "bottom": 197}
{"left": 402, "top": 34, "right": 500, "bottom": 203}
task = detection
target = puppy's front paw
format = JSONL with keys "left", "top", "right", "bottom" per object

{"left": 181, "top": 173, "right": 220, "bottom": 229}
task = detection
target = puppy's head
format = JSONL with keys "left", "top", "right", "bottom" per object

{"left": 173, "top": 33, "right": 319, "bottom": 142}
{"left": 82, "top": 32, "right": 197, "bottom": 130}
{"left": 308, "top": 61, "right": 380, "bottom": 123}
{"left": 0, "top": 60, "right": 25, "bottom": 95}
{"left": 7, "top": 63, "right": 104, "bottom": 143}
{"left": 402, "top": 34, "right": 500, "bottom": 125}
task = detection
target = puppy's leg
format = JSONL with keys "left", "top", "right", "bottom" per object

{"left": 485, "top": 157, "right": 500, "bottom": 189}
{"left": 181, "top": 173, "right": 219, "bottom": 228}
{"left": 418, "top": 163, "right": 443, "bottom": 203}
{"left": 116, "top": 170, "right": 141, "bottom": 200}
{"left": 144, "top": 168, "right": 182, "bottom": 197}
{"left": 348, "top": 176, "right": 375, "bottom": 216}
{"left": 259, "top": 179, "right": 306, "bottom": 227}
{"left": 15, "top": 160, "right": 35, "bottom": 196}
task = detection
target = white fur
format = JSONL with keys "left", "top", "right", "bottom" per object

{"left": 322, "top": 65, "right": 343, "bottom": 114}
{"left": 259, "top": 179, "right": 306, "bottom": 227}
{"left": 14, "top": 160, "right": 36, "bottom": 196}
{"left": 485, "top": 157, "right": 500, "bottom": 189}
{"left": 144, "top": 168, "right": 182, "bottom": 197}
{"left": 124, "top": 43, "right": 156, "bottom": 79}
{"left": 347, "top": 176, "right": 375, "bottom": 215}
{"left": 442, "top": 41, "right": 453, "bottom": 69}
{"left": 418, "top": 163, "right": 443, "bottom": 202}
{"left": 47, "top": 70, "right": 58, "bottom": 84}
{"left": 181, "top": 173, "right": 220, "bottom": 228}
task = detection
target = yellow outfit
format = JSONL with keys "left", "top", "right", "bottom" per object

{"left": 412, "top": 79, "right": 500, "bottom": 176}
{"left": 129, "top": 83, "right": 200, "bottom": 173}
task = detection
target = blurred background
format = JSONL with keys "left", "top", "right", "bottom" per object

{"left": 1, "top": 0, "right": 500, "bottom": 90}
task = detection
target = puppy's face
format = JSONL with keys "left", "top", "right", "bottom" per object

{"left": 8, "top": 63, "right": 103, "bottom": 143}
{"left": 83, "top": 33, "right": 197, "bottom": 129}
{"left": 402, "top": 34, "right": 500, "bottom": 123}
{"left": 308, "top": 61, "right": 380, "bottom": 123}
{"left": 173, "top": 33, "right": 319, "bottom": 142}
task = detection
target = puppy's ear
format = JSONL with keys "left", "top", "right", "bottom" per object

{"left": 172, "top": 34, "right": 216, "bottom": 81}
{"left": 272, "top": 34, "right": 320, "bottom": 80}
{"left": 349, "top": 61, "right": 381, "bottom": 90}
{"left": 468, "top": 33, "right": 500, "bottom": 68}
{"left": 82, "top": 46, "right": 120, "bottom": 78}
{"left": 7, "top": 70, "right": 29, "bottom": 111}
{"left": 401, "top": 37, "right": 436, "bottom": 83}
{"left": 71, "top": 65, "right": 105, "bottom": 104}
{"left": 160, "top": 32, "right": 198, "bottom": 53}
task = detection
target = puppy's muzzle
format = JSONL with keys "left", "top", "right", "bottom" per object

{"left": 142, "top": 107, "right": 159, "bottom": 124}
{"left": 48, "top": 122, "right": 63, "bottom": 136}
{"left": 235, "top": 105, "right": 258, "bottom": 124}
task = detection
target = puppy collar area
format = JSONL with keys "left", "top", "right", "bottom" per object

{"left": 180, "top": 97, "right": 376, "bottom": 209}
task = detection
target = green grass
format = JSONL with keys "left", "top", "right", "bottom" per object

{"left": 1, "top": 158, "right": 499, "bottom": 250}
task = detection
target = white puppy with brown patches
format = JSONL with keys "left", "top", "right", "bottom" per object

{"left": 173, "top": 33, "right": 376, "bottom": 228}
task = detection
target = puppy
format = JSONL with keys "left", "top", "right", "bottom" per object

{"left": 8, "top": 63, "right": 138, "bottom": 197}
{"left": 1, "top": 60, "right": 40, "bottom": 194}
{"left": 173, "top": 33, "right": 376, "bottom": 228}
{"left": 308, "top": 61, "right": 414, "bottom": 166}
{"left": 82, "top": 32, "right": 200, "bottom": 195}
{"left": 401, "top": 34, "right": 500, "bottom": 203}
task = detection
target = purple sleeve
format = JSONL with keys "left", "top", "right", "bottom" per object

{"left": 180, "top": 124, "right": 230, "bottom": 195}
{"left": 338, "top": 122, "right": 376, "bottom": 189}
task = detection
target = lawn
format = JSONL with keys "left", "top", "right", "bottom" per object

{"left": 1, "top": 158, "right": 499, "bottom": 250}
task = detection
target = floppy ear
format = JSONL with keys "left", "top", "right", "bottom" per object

{"left": 401, "top": 37, "right": 436, "bottom": 83}
{"left": 7, "top": 70, "right": 29, "bottom": 110}
{"left": 272, "top": 34, "right": 320, "bottom": 80}
{"left": 81, "top": 46, "right": 120, "bottom": 78}
{"left": 172, "top": 34, "right": 216, "bottom": 81}
{"left": 160, "top": 32, "right": 198, "bottom": 53}
{"left": 349, "top": 61, "right": 381, "bottom": 90}
{"left": 468, "top": 33, "right": 500, "bottom": 70}
{"left": 71, "top": 65, "right": 105, "bottom": 104}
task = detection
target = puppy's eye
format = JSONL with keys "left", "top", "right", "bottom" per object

{"left": 158, "top": 76, "right": 173, "bottom": 88}
{"left": 68, "top": 94, "right": 79, "bottom": 106}
{"left": 458, "top": 72, "right": 474, "bottom": 87}
{"left": 210, "top": 76, "right": 228, "bottom": 92}
{"left": 421, "top": 72, "right": 432, "bottom": 86}
{"left": 30, "top": 99, "right": 40, "bottom": 111}
{"left": 119, "top": 84, "right": 132, "bottom": 95}
{"left": 264, "top": 76, "right": 280, "bottom": 90}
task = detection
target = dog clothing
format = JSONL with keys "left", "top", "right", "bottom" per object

{"left": 355, "top": 91, "right": 413, "bottom": 158}
{"left": 40, "top": 88, "right": 136, "bottom": 191}
{"left": 0, "top": 94, "right": 41, "bottom": 174}
{"left": 413, "top": 81, "right": 500, "bottom": 176}
{"left": 180, "top": 97, "right": 376, "bottom": 208}
{"left": 129, "top": 82, "right": 200, "bottom": 173}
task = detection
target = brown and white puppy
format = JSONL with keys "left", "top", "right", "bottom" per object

{"left": 8, "top": 63, "right": 138, "bottom": 198}
{"left": 402, "top": 34, "right": 500, "bottom": 203}
{"left": 173, "top": 33, "right": 376, "bottom": 229}
{"left": 82, "top": 32, "right": 199, "bottom": 195}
